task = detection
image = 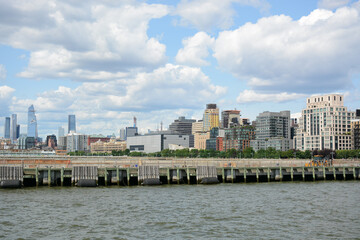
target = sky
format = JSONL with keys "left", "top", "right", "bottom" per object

{"left": 0, "top": 0, "right": 360, "bottom": 139}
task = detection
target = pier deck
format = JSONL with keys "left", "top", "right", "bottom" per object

{"left": 1, "top": 156, "right": 359, "bottom": 187}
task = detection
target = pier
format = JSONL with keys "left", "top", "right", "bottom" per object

{"left": 0, "top": 156, "right": 359, "bottom": 188}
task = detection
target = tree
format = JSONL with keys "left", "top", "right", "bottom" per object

{"left": 243, "top": 147, "right": 255, "bottom": 158}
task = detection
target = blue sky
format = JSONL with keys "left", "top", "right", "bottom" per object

{"left": 0, "top": 0, "right": 360, "bottom": 139}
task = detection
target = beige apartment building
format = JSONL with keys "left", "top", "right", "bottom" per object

{"left": 194, "top": 131, "right": 210, "bottom": 150}
{"left": 294, "top": 94, "right": 355, "bottom": 151}
{"left": 192, "top": 120, "right": 203, "bottom": 134}
{"left": 90, "top": 139, "right": 126, "bottom": 153}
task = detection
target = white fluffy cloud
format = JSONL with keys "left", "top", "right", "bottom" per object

{"left": 11, "top": 64, "right": 226, "bottom": 136}
{"left": 176, "top": 32, "right": 215, "bottom": 66}
{"left": 213, "top": 6, "right": 360, "bottom": 94}
{"left": 318, "top": 0, "right": 351, "bottom": 9}
{"left": 175, "top": 0, "right": 270, "bottom": 32}
{"left": 0, "top": 64, "right": 6, "bottom": 80}
{"left": 0, "top": 85, "right": 15, "bottom": 116}
{"left": 237, "top": 90, "right": 305, "bottom": 103}
{"left": 0, "top": 1, "right": 169, "bottom": 81}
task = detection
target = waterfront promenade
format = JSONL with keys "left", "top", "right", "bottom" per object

{"left": 1, "top": 156, "right": 360, "bottom": 187}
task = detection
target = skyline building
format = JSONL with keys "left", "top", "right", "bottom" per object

{"left": 224, "top": 126, "right": 255, "bottom": 151}
{"left": 203, "top": 104, "right": 220, "bottom": 132}
{"left": 250, "top": 111, "right": 291, "bottom": 151}
{"left": 27, "top": 105, "right": 38, "bottom": 139}
{"left": 10, "top": 114, "right": 17, "bottom": 143}
{"left": 168, "top": 116, "right": 196, "bottom": 147}
{"left": 169, "top": 116, "right": 196, "bottom": 135}
{"left": 4, "top": 117, "right": 10, "bottom": 139}
{"left": 66, "top": 132, "right": 88, "bottom": 152}
{"left": 221, "top": 110, "right": 241, "bottom": 128}
{"left": 294, "top": 94, "right": 355, "bottom": 151}
{"left": 68, "top": 114, "right": 76, "bottom": 133}
{"left": 58, "top": 127, "right": 65, "bottom": 138}
{"left": 16, "top": 124, "right": 20, "bottom": 139}
{"left": 119, "top": 128, "right": 126, "bottom": 141}
{"left": 125, "top": 127, "right": 138, "bottom": 140}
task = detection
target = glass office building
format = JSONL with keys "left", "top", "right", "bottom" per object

{"left": 4, "top": 117, "right": 10, "bottom": 139}
{"left": 27, "top": 105, "right": 38, "bottom": 138}
{"left": 68, "top": 115, "right": 76, "bottom": 133}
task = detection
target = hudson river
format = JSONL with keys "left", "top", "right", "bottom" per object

{"left": 1, "top": 182, "right": 359, "bottom": 239}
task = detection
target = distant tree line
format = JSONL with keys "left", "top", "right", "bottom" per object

{"left": 68, "top": 148, "right": 360, "bottom": 159}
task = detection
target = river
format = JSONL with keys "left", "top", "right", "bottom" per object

{"left": 1, "top": 181, "right": 359, "bottom": 239}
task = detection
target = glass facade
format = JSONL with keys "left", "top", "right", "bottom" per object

{"left": 68, "top": 115, "right": 76, "bottom": 133}
{"left": 27, "top": 105, "right": 38, "bottom": 138}
{"left": 10, "top": 114, "right": 17, "bottom": 143}
{"left": 4, "top": 117, "right": 10, "bottom": 139}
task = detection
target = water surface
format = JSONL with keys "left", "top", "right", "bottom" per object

{"left": 1, "top": 182, "right": 359, "bottom": 239}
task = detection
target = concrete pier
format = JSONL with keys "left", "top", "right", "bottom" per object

{"left": 72, "top": 166, "right": 98, "bottom": 187}
{"left": 1, "top": 157, "right": 360, "bottom": 188}
{"left": 0, "top": 166, "right": 23, "bottom": 188}
{"left": 138, "top": 165, "right": 160, "bottom": 185}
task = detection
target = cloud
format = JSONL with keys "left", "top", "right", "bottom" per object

{"left": 0, "top": 64, "right": 6, "bottom": 80}
{"left": 11, "top": 64, "right": 226, "bottom": 136}
{"left": 175, "top": 0, "right": 270, "bottom": 32}
{"left": 213, "top": 6, "right": 360, "bottom": 94}
{"left": 318, "top": 0, "right": 351, "bottom": 9}
{"left": 237, "top": 90, "right": 305, "bottom": 103}
{"left": 0, "top": 1, "right": 169, "bottom": 81}
{"left": 175, "top": 32, "right": 215, "bottom": 66}
{"left": 0, "top": 85, "right": 15, "bottom": 116}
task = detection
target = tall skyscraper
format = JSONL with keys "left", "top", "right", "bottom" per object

{"left": 295, "top": 94, "right": 355, "bottom": 151}
{"left": 27, "top": 105, "right": 38, "bottom": 138}
{"left": 68, "top": 115, "right": 76, "bottom": 133}
{"left": 203, "top": 104, "right": 220, "bottom": 132}
{"left": 58, "top": 126, "right": 65, "bottom": 138}
{"left": 119, "top": 128, "right": 126, "bottom": 141}
{"left": 4, "top": 117, "right": 10, "bottom": 139}
{"left": 10, "top": 114, "right": 17, "bottom": 143}
{"left": 16, "top": 125, "right": 20, "bottom": 139}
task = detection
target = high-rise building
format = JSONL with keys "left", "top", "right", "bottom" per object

{"left": 224, "top": 126, "right": 255, "bottom": 151}
{"left": 125, "top": 127, "right": 138, "bottom": 140}
{"left": 168, "top": 116, "right": 196, "bottom": 147}
{"left": 68, "top": 115, "right": 76, "bottom": 133}
{"left": 10, "top": 114, "right": 17, "bottom": 143}
{"left": 58, "top": 127, "right": 65, "bottom": 138}
{"left": 16, "top": 125, "right": 20, "bottom": 139}
{"left": 221, "top": 110, "right": 241, "bottom": 128}
{"left": 250, "top": 111, "right": 291, "bottom": 151}
{"left": 203, "top": 104, "right": 220, "bottom": 132}
{"left": 66, "top": 132, "right": 88, "bottom": 152}
{"left": 27, "top": 105, "right": 38, "bottom": 139}
{"left": 120, "top": 128, "right": 126, "bottom": 141}
{"left": 4, "top": 117, "right": 10, "bottom": 139}
{"left": 169, "top": 116, "right": 196, "bottom": 135}
{"left": 192, "top": 120, "right": 203, "bottom": 134}
{"left": 295, "top": 94, "right": 355, "bottom": 151}
{"left": 351, "top": 119, "right": 360, "bottom": 150}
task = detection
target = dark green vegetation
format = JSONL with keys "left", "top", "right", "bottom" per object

{"left": 68, "top": 148, "right": 360, "bottom": 159}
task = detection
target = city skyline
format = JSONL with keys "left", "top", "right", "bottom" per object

{"left": 0, "top": 0, "right": 360, "bottom": 138}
